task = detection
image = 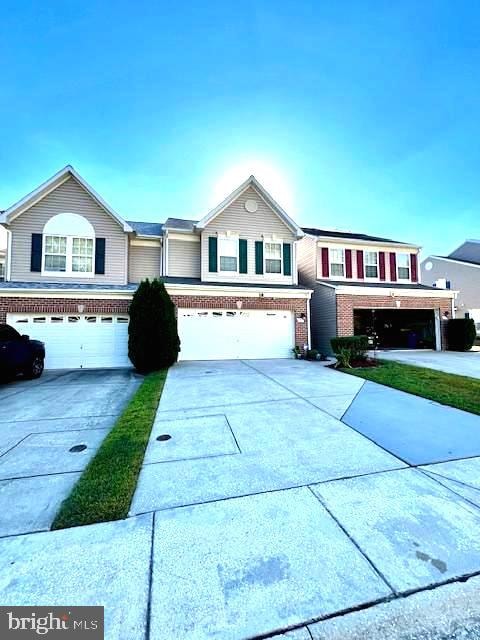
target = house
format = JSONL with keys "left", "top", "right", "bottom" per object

{"left": 0, "top": 249, "right": 5, "bottom": 281}
{"left": 297, "top": 228, "right": 455, "bottom": 354}
{"left": 0, "top": 166, "right": 312, "bottom": 369}
{"left": 422, "top": 240, "right": 480, "bottom": 331}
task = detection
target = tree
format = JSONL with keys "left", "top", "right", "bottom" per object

{"left": 128, "top": 279, "right": 180, "bottom": 372}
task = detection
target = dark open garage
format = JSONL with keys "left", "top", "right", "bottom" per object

{"left": 354, "top": 308, "right": 436, "bottom": 349}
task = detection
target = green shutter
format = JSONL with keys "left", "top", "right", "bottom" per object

{"left": 239, "top": 239, "right": 248, "bottom": 274}
{"left": 283, "top": 243, "right": 292, "bottom": 276}
{"left": 208, "top": 236, "right": 218, "bottom": 272}
{"left": 255, "top": 241, "right": 263, "bottom": 274}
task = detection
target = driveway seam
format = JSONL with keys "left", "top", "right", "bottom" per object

{"left": 307, "top": 486, "right": 397, "bottom": 596}
{"left": 0, "top": 414, "right": 118, "bottom": 425}
{"left": 145, "top": 511, "right": 155, "bottom": 640}
{"left": 241, "top": 360, "right": 365, "bottom": 423}
{"left": 416, "top": 468, "right": 480, "bottom": 514}
{"left": 130, "top": 466, "right": 407, "bottom": 516}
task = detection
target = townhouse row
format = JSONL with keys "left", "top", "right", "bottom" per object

{"left": 0, "top": 166, "right": 454, "bottom": 368}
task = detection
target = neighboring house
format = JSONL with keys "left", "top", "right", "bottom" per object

{"left": 297, "top": 229, "right": 455, "bottom": 354}
{"left": 0, "top": 249, "right": 5, "bottom": 281}
{"left": 422, "top": 240, "right": 480, "bottom": 331}
{"left": 0, "top": 166, "right": 311, "bottom": 369}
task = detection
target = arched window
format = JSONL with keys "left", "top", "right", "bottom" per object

{"left": 43, "top": 213, "right": 95, "bottom": 276}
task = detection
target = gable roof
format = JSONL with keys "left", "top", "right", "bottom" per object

{"left": 195, "top": 175, "right": 304, "bottom": 238}
{"left": 427, "top": 255, "right": 480, "bottom": 268}
{"left": 303, "top": 227, "right": 419, "bottom": 248}
{"left": 0, "top": 166, "right": 133, "bottom": 232}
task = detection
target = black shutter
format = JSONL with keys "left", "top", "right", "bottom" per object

{"left": 239, "top": 239, "right": 248, "bottom": 274}
{"left": 30, "top": 234, "right": 42, "bottom": 272}
{"left": 283, "top": 243, "right": 292, "bottom": 276}
{"left": 95, "top": 238, "right": 106, "bottom": 274}
{"left": 255, "top": 241, "right": 263, "bottom": 274}
{"left": 208, "top": 237, "right": 218, "bottom": 272}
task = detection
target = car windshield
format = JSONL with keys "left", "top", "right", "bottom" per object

{"left": 0, "top": 324, "right": 21, "bottom": 341}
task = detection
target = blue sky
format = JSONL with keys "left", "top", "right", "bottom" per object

{"left": 1, "top": 1, "right": 479, "bottom": 258}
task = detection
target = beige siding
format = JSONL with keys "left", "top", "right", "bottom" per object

{"left": 201, "top": 186, "right": 297, "bottom": 284}
{"left": 421, "top": 257, "right": 477, "bottom": 317}
{"left": 297, "top": 236, "right": 317, "bottom": 285}
{"left": 168, "top": 238, "right": 201, "bottom": 278}
{"left": 129, "top": 243, "right": 161, "bottom": 283}
{"left": 9, "top": 177, "right": 127, "bottom": 284}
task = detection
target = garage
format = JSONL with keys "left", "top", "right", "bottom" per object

{"left": 177, "top": 309, "right": 295, "bottom": 360}
{"left": 6, "top": 313, "right": 130, "bottom": 369}
{"left": 354, "top": 308, "right": 439, "bottom": 349}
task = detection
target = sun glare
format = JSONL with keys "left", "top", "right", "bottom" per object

{"left": 211, "top": 160, "right": 296, "bottom": 215}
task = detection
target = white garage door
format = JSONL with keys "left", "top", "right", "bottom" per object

{"left": 6, "top": 313, "right": 130, "bottom": 370}
{"left": 177, "top": 309, "right": 295, "bottom": 360}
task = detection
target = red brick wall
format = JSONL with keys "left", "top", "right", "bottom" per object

{"left": 336, "top": 294, "right": 452, "bottom": 348}
{"left": 0, "top": 294, "right": 309, "bottom": 348}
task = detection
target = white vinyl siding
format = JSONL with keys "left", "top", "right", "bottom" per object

{"left": 128, "top": 243, "right": 161, "bottom": 283}
{"left": 168, "top": 239, "right": 201, "bottom": 278}
{"left": 201, "top": 186, "right": 296, "bottom": 284}
{"left": 8, "top": 177, "right": 127, "bottom": 284}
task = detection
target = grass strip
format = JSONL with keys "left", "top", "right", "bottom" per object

{"left": 52, "top": 369, "right": 168, "bottom": 529}
{"left": 342, "top": 359, "right": 480, "bottom": 416}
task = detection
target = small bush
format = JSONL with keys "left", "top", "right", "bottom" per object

{"left": 331, "top": 335, "right": 369, "bottom": 361}
{"left": 128, "top": 279, "right": 180, "bottom": 373}
{"left": 447, "top": 318, "right": 476, "bottom": 352}
{"left": 306, "top": 349, "right": 319, "bottom": 361}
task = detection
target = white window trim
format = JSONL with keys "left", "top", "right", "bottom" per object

{"left": 264, "top": 240, "right": 283, "bottom": 275}
{"left": 218, "top": 234, "right": 239, "bottom": 274}
{"left": 329, "top": 247, "right": 346, "bottom": 279}
{"left": 396, "top": 253, "right": 411, "bottom": 282}
{"left": 364, "top": 250, "right": 379, "bottom": 280}
{"left": 42, "top": 234, "right": 95, "bottom": 278}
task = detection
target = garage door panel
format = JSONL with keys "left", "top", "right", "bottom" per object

{"left": 6, "top": 314, "right": 130, "bottom": 370}
{"left": 178, "top": 309, "right": 294, "bottom": 361}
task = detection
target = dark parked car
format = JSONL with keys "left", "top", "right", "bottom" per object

{"left": 0, "top": 323, "right": 45, "bottom": 381}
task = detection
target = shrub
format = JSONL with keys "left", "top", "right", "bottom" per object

{"left": 306, "top": 349, "right": 319, "bottom": 361}
{"left": 128, "top": 279, "right": 180, "bottom": 373}
{"left": 447, "top": 318, "right": 476, "bottom": 352}
{"left": 330, "top": 335, "right": 369, "bottom": 361}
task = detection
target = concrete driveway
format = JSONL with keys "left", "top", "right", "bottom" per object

{"left": 377, "top": 348, "right": 480, "bottom": 378}
{"left": 3, "top": 360, "right": 480, "bottom": 639}
{"left": 0, "top": 369, "right": 141, "bottom": 537}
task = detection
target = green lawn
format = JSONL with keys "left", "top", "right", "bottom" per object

{"left": 343, "top": 359, "right": 480, "bottom": 416}
{"left": 52, "top": 369, "right": 168, "bottom": 530}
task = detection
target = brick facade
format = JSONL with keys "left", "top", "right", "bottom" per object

{"left": 0, "top": 293, "right": 309, "bottom": 348}
{"left": 336, "top": 293, "right": 452, "bottom": 348}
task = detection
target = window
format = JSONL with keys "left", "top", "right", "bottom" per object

{"left": 219, "top": 237, "right": 238, "bottom": 272}
{"left": 329, "top": 248, "right": 345, "bottom": 277}
{"left": 42, "top": 213, "right": 95, "bottom": 276}
{"left": 397, "top": 254, "right": 410, "bottom": 280}
{"left": 0, "top": 261, "right": 4, "bottom": 281}
{"left": 44, "top": 236, "right": 67, "bottom": 272}
{"left": 365, "top": 251, "right": 378, "bottom": 278}
{"left": 265, "top": 242, "right": 282, "bottom": 273}
{"left": 72, "top": 238, "right": 94, "bottom": 273}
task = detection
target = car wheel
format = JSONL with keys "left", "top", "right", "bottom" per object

{"left": 27, "top": 356, "right": 44, "bottom": 379}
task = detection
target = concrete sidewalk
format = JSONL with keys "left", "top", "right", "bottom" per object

{"left": 377, "top": 349, "right": 480, "bottom": 378}
{"left": 4, "top": 360, "right": 480, "bottom": 639}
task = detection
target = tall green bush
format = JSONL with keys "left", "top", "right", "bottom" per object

{"left": 128, "top": 279, "right": 180, "bottom": 373}
{"left": 447, "top": 318, "right": 476, "bottom": 352}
